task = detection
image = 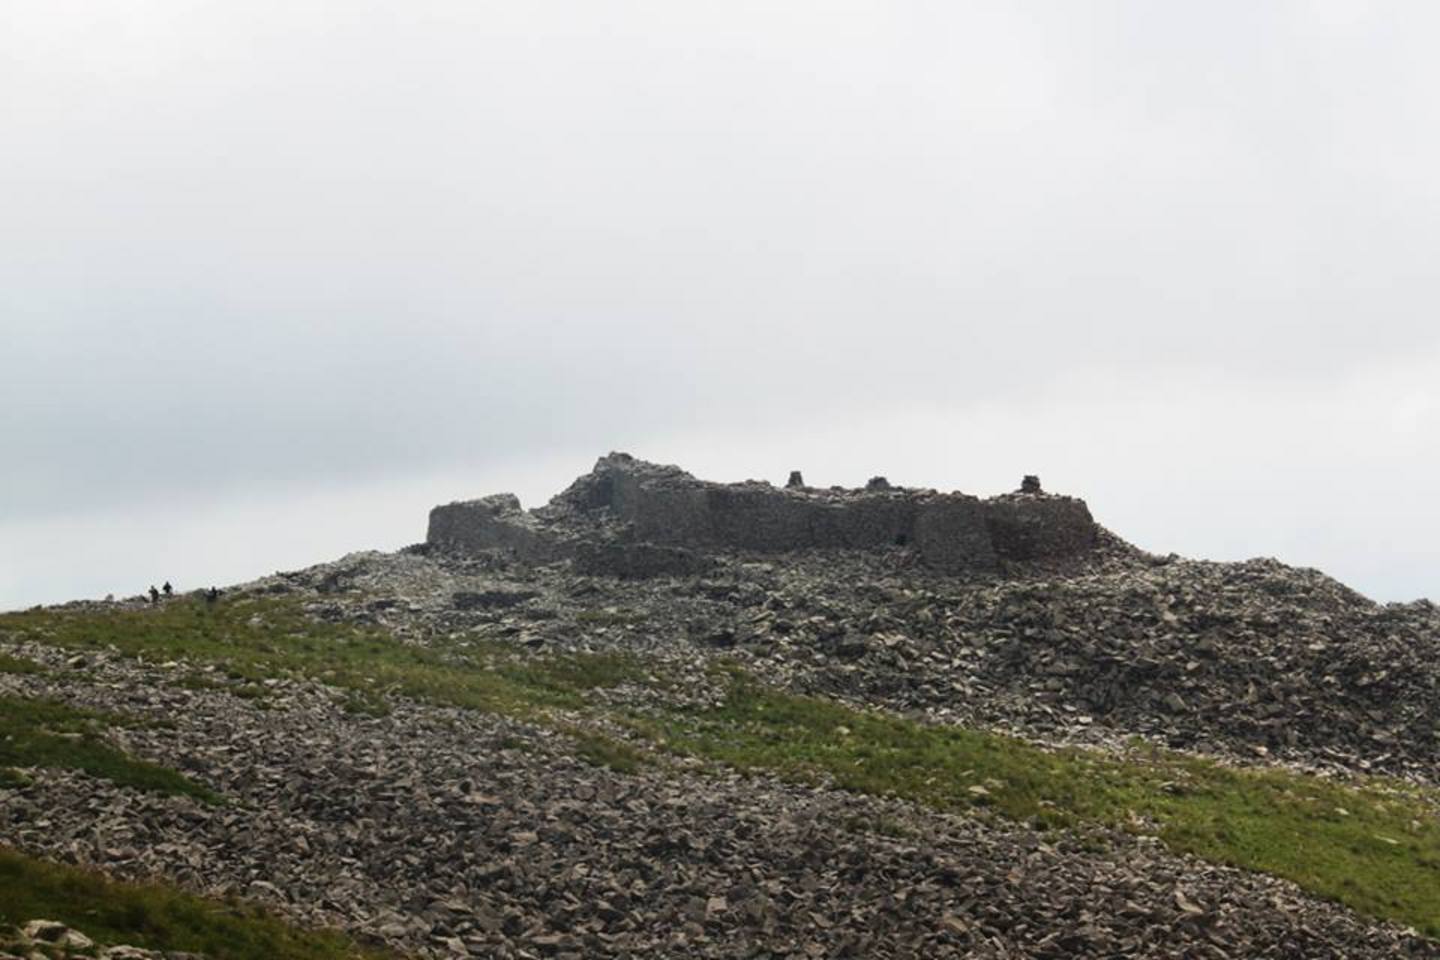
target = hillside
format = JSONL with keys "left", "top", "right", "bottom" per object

{"left": 2, "top": 455, "right": 1439, "bottom": 959}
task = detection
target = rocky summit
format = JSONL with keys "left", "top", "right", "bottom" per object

{"left": 3, "top": 454, "right": 1440, "bottom": 960}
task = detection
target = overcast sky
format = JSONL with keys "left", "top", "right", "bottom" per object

{"left": 4, "top": 1, "right": 1439, "bottom": 609}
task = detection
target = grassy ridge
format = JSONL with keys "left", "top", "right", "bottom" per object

{"left": 644, "top": 671, "right": 1440, "bottom": 935}
{"left": 0, "top": 694, "right": 217, "bottom": 803}
{"left": 3, "top": 596, "right": 1440, "bottom": 935}
{"left": 0, "top": 597, "right": 648, "bottom": 719}
{"left": 0, "top": 847, "right": 392, "bottom": 960}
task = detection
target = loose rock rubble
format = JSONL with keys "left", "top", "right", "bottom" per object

{"left": 3, "top": 455, "right": 1439, "bottom": 957}
{"left": 0, "top": 647, "right": 1434, "bottom": 959}
{"left": 252, "top": 537, "right": 1440, "bottom": 782}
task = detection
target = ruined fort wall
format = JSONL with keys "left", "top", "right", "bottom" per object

{"left": 984, "top": 496, "right": 1097, "bottom": 561}
{"left": 426, "top": 494, "right": 559, "bottom": 561}
{"left": 915, "top": 498, "right": 1000, "bottom": 571}
{"left": 426, "top": 454, "right": 1099, "bottom": 575}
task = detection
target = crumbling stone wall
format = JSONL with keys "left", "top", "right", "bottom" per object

{"left": 985, "top": 495, "right": 1098, "bottom": 561}
{"left": 427, "top": 453, "right": 1100, "bottom": 576}
{"left": 427, "top": 494, "right": 559, "bottom": 562}
{"left": 915, "top": 498, "right": 999, "bottom": 570}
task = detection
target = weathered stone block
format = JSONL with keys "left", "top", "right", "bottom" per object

{"left": 426, "top": 494, "right": 559, "bottom": 561}
{"left": 913, "top": 496, "right": 999, "bottom": 572}
{"left": 984, "top": 495, "right": 1097, "bottom": 561}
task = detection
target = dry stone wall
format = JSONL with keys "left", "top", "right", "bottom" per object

{"left": 427, "top": 494, "right": 559, "bottom": 562}
{"left": 427, "top": 453, "right": 1099, "bottom": 576}
{"left": 984, "top": 494, "right": 1099, "bottom": 561}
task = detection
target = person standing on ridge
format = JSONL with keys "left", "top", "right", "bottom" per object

{"left": 148, "top": 585, "right": 160, "bottom": 604}
{"left": 162, "top": 581, "right": 173, "bottom": 597}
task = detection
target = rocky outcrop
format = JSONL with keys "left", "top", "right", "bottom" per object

{"left": 248, "top": 545, "right": 1440, "bottom": 782}
{"left": 427, "top": 453, "right": 1100, "bottom": 576}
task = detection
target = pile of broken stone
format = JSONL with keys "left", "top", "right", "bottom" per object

{"left": 394, "top": 453, "right": 1440, "bottom": 779}
{"left": 4, "top": 453, "right": 1440, "bottom": 958}
{"left": 2, "top": 638, "right": 1435, "bottom": 959}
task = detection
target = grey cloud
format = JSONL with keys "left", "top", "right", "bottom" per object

{"left": 3, "top": 1, "right": 1438, "bottom": 604}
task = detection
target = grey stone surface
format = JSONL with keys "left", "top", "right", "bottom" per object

{"left": 427, "top": 493, "right": 560, "bottom": 562}
{"left": 571, "top": 542, "right": 717, "bottom": 580}
{"left": 427, "top": 453, "right": 1101, "bottom": 576}
{"left": 984, "top": 493, "right": 1098, "bottom": 561}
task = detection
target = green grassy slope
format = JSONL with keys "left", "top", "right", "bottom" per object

{"left": 645, "top": 669, "right": 1440, "bottom": 935}
{"left": 0, "top": 847, "right": 393, "bottom": 960}
{"left": 0, "top": 694, "right": 216, "bottom": 802}
{"left": 3, "top": 596, "right": 1438, "bottom": 936}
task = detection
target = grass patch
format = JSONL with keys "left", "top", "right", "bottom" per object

{"left": 0, "top": 651, "right": 44, "bottom": 674}
{"left": 174, "top": 673, "right": 224, "bottom": 691}
{"left": 0, "top": 597, "right": 653, "bottom": 723}
{"left": 632, "top": 671, "right": 1440, "bottom": 937}
{"left": 0, "top": 846, "right": 394, "bottom": 960}
{"left": 339, "top": 690, "right": 392, "bottom": 717}
{"left": 571, "top": 730, "right": 650, "bottom": 774}
{"left": 0, "top": 694, "right": 217, "bottom": 803}
{"left": 574, "top": 608, "right": 646, "bottom": 627}
{"left": 230, "top": 683, "right": 270, "bottom": 701}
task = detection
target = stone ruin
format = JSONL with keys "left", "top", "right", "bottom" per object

{"left": 426, "top": 453, "right": 1099, "bottom": 578}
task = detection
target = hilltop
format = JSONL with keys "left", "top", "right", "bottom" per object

{"left": 2, "top": 454, "right": 1439, "bottom": 959}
